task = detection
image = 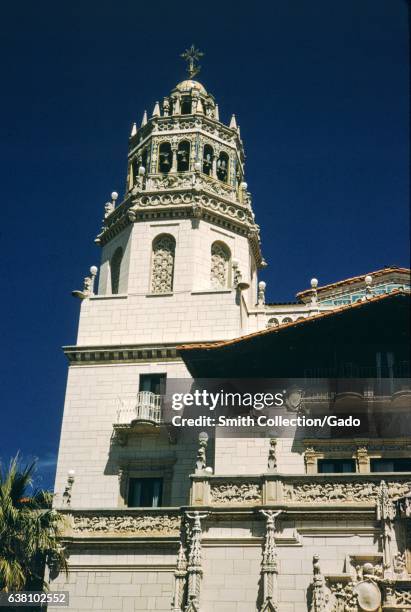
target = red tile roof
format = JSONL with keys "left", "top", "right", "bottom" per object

{"left": 177, "top": 289, "right": 409, "bottom": 352}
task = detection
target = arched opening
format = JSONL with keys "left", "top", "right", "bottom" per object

{"left": 177, "top": 141, "right": 190, "bottom": 172}
{"left": 151, "top": 234, "right": 176, "bottom": 294}
{"left": 130, "top": 158, "right": 138, "bottom": 188}
{"left": 141, "top": 148, "right": 148, "bottom": 172}
{"left": 203, "top": 144, "right": 214, "bottom": 176}
{"left": 210, "top": 241, "right": 231, "bottom": 289}
{"left": 217, "top": 151, "right": 229, "bottom": 182}
{"left": 267, "top": 318, "right": 280, "bottom": 328}
{"left": 158, "top": 142, "right": 172, "bottom": 174}
{"left": 181, "top": 96, "right": 192, "bottom": 115}
{"left": 110, "top": 247, "right": 123, "bottom": 295}
{"left": 282, "top": 317, "right": 293, "bottom": 324}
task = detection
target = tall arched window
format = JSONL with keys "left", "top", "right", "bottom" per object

{"left": 217, "top": 152, "right": 229, "bottom": 182}
{"left": 111, "top": 247, "right": 123, "bottom": 294}
{"left": 211, "top": 241, "right": 231, "bottom": 289}
{"left": 177, "top": 141, "right": 190, "bottom": 172}
{"left": 158, "top": 142, "right": 172, "bottom": 173}
{"left": 203, "top": 144, "right": 213, "bottom": 175}
{"left": 151, "top": 234, "right": 176, "bottom": 294}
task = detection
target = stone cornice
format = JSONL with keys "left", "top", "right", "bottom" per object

{"left": 96, "top": 187, "right": 263, "bottom": 266}
{"left": 63, "top": 343, "right": 181, "bottom": 365}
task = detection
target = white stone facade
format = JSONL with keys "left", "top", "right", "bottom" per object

{"left": 52, "top": 64, "right": 411, "bottom": 611}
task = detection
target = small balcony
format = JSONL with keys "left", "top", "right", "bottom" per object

{"left": 113, "top": 391, "right": 163, "bottom": 445}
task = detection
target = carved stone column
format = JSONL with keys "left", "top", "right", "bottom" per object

{"left": 185, "top": 511, "right": 208, "bottom": 612}
{"left": 171, "top": 138, "right": 178, "bottom": 173}
{"left": 259, "top": 510, "right": 281, "bottom": 612}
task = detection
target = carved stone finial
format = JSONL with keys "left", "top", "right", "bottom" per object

{"left": 258, "top": 281, "right": 266, "bottom": 306}
{"left": 365, "top": 274, "right": 373, "bottom": 298}
{"left": 130, "top": 122, "right": 137, "bottom": 137}
{"left": 62, "top": 470, "right": 75, "bottom": 507}
{"left": 152, "top": 101, "right": 160, "bottom": 117}
{"left": 310, "top": 278, "right": 319, "bottom": 306}
{"left": 195, "top": 432, "right": 208, "bottom": 473}
{"left": 141, "top": 110, "right": 147, "bottom": 127}
{"left": 72, "top": 265, "right": 98, "bottom": 299}
{"left": 267, "top": 437, "right": 277, "bottom": 472}
{"left": 163, "top": 98, "right": 170, "bottom": 117}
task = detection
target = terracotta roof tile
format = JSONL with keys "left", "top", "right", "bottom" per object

{"left": 177, "top": 289, "right": 409, "bottom": 352}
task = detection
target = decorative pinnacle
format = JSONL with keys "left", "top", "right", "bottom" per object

{"left": 181, "top": 44, "right": 204, "bottom": 79}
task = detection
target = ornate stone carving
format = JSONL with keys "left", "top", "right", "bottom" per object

{"left": 151, "top": 234, "right": 176, "bottom": 294}
{"left": 377, "top": 480, "right": 396, "bottom": 572}
{"left": 304, "top": 447, "right": 317, "bottom": 474}
{"left": 210, "top": 482, "right": 261, "bottom": 504}
{"left": 195, "top": 432, "right": 208, "bottom": 474}
{"left": 356, "top": 446, "right": 369, "bottom": 473}
{"left": 211, "top": 241, "right": 230, "bottom": 289}
{"left": 267, "top": 438, "right": 277, "bottom": 472}
{"left": 71, "top": 513, "right": 181, "bottom": 536}
{"left": 185, "top": 511, "right": 208, "bottom": 612}
{"left": 171, "top": 543, "right": 188, "bottom": 612}
{"left": 284, "top": 480, "right": 411, "bottom": 503}
{"left": 310, "top": 555, "right": 333, "bottom": 612}
{"left": 259, "top": 510, "right": 281, "bottom": 612}
{"left": 329, "top": 581, "right": 358, "bottom": 612}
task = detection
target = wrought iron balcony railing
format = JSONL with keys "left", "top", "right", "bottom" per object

{"left": 116, "top": 391, "right": 163, "bottom": 425}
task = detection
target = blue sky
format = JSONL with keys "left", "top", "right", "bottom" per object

{"left": 0, "top": 1, "right": 408, "bottom": 490}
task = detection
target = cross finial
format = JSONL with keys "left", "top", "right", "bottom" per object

{"left": 180, "top": 45, "right": 204, "bottom": 79}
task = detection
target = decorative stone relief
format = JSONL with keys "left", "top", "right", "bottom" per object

{"left": 310, "top": 555, "right": 333, "bottom": 612}
{"left": 310, "top": 553, "right": 411, "bottom": 612}
{"left": 211, "top": 242, "right": 230, "bottom": 289}
{"left": 71, "top": 513, "right": 181, "bottom": 536}
{"left": 151, "top": 234, "right": 176, "bottom": 294}
{"left": 284, "top": 480, "right": 411, "bottom": 503}
{"left": 210, "top": 482, "right": 261, "bottom": 504}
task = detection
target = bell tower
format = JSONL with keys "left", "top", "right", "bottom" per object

{"left": 75, "top": 48, "right": 264, "bottom": 346}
